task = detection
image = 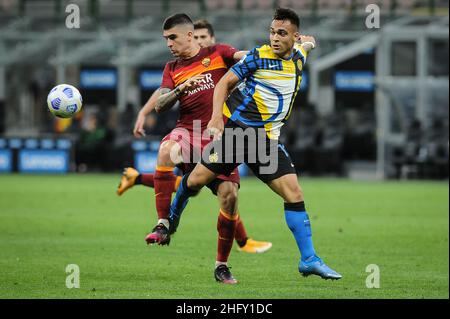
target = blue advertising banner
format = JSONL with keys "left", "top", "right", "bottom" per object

{"left": 9, "top": 138, "right": 22, "bottom": 149}
{"left": 0, "top": 138, "right": 7, "bottom": 149}
{"left": 56, "top": 139, "right": 72, "bottom": 150}
{"left": 134, "top": 151, "right": 158, "bottom": 173}
{"left": 80, "top": 69, "right": 117, "bottom": 89}
{"left": 25, "top": 139, "right": 39, "bottom": 149}
{"left": 140, "top": 70, "right": 163, "bottom": 90}
{"left": 18, "top": 150, "right": 69, "bottom": 173}
{"left": 134, "top": 152, "right": 249, "bottom": 176}
{"left": 132, "top": 141, "right": 147, "bottom": 152}
{"left": 335, "top": 71, "right": 375, "bottom": 92}
{"left": 0, "top": 149, "right": 12, "bottom": 172}
{"left": 41, "top": 139, "right": 55, "bottom": 149}
{"left": 149, "top": 141, "right": 160, "bottom": 152}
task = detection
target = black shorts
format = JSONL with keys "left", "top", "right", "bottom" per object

{"left": 201, "top": 120, "right": 297, "bottom": 183}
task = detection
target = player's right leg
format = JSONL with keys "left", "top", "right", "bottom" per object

{"left": 243, "top": 131, "right": 341, "bottom": 280}
{"left": 213, "top": 177, "right": 272, "bottom": 254}
{"left": 145, "top": 139, "right": 181, "bottom": 246}
{"left": 267, "top": 174, "right": 342, "bottom": 280}
{"left": 213, "top": 181, "right": 239, "bottom": 284}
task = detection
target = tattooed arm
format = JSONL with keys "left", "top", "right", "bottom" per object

{"left": 154, "top": 88, "right": 180, "bottom": 113}
{"left": 155, "top": 74, "right": 206, "bottom": 113}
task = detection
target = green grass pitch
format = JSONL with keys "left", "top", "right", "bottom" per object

{"left": 0, "top": 174, "right": 448, "bottom": 299}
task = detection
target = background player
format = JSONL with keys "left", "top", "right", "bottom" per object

{"left": 117, "top": 19, "right": 272, "bottom": 254}
{"left": 168, "top": 8, "right": 342, "bottom": 282}
{"left": 193, "top": 19, "right": 216, "bottom": 48}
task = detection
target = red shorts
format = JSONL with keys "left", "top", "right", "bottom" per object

{"left": 161, "top": 127, "right": 240, "bottom": 193}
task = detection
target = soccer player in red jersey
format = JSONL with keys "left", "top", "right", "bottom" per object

{"left": 118, "top": 19, "right": 272, "bottom": 254}
{"left": 117, "top": 14, "right": 271, "bottom": 281}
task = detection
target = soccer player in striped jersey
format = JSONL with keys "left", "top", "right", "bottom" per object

{"left": 169, "top": 8, "right": 342, "bottom": 282}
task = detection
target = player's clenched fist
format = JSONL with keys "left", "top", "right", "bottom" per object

{"left": 207, "top": 117, "right": 224, "bottom": 141}
{"left": 180, "top": 74, "right": 206, "bottom": 92}
{"left": 299, "top": 35, "right": 316, "bottom": 50}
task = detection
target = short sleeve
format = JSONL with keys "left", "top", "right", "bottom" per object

{"left": 294, "top": 43, "right": 308, "bottom": 65}
{"left": 230, "top": 48, "right": 260, "bottom": 80}
{"left": 215, "top": 44, "right": 239, "bottom": 68}
{"left": 160, "top": 63, "right": 175, "bottom": 90}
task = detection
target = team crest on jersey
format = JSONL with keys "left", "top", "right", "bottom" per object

{"left": 297, "top": 59, "right": 303, "bottom": 71}
{"left": 202, "top": 57, "right": 211, "bottom": 68}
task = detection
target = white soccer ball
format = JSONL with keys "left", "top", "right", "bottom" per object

{"left": 47, "top": 84, "right": 83, "bottom": 118}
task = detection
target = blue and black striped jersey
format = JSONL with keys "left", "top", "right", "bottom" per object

{"left": 224, "top": 44, "right": 308, "bottom": 139}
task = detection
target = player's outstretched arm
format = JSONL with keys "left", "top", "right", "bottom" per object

{"left": 155, "top": 74, "right": 206, "bottom": 113}
{"left": 133, "top": 88, "right": 160, "bottom": 138}
{"left": 299, "top": 35, "right": 316, "bottom": 53}
{"left": 208, "top": 70, "right": 240, "bottom": 140}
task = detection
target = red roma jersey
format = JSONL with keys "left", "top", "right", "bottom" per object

{"left": 160, "top": 44, "right": 238, "bottom": 130}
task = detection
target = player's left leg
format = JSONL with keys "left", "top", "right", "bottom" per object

{"left": 117, "top": 167, "right": 140, "bottom": 196}
{"left": 117, "top": 167, "right": 181, "bottom": 196}
{"left": 212, "top": 172, "right": 273, "bottom": 254}
{"left": 267, "top": 174, "right": 342, "bottom": 280}
{"left": 169, "top": 163, "right": 219, "bottom": 233}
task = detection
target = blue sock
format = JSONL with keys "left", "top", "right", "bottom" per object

{"left": 284, "top": 202, "right": 317, "bottom": 262}
{"left": 169, "top": 174, "right": 197, "bottom": 220}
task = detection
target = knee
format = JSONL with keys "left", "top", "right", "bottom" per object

{"left": 187, "top": 173, "right": 205, "bottom": 190}
{"left": 217, "top": 183, "right": 238, "bottom": 212}
{"left": 158, "top": 142, "right": 178, "bottom": 165}
{"left": 285, "top": 184, "right": 304, "bottom": 203}
{"left": 223, "top": 189, "right": 238, "bottom": 209}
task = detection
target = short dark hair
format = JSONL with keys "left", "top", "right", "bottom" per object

{"left": 194, "top": 19, "right": 215, "bottom": 37}
{"left": 273, "top": 8, "right": 299, "bottom": 29}
{"left": 163, "top": 13, "right": 194, "bottom": 30}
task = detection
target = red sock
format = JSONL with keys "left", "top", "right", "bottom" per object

{"left": 154, "top": 166, "right": 176, "bottom": 220}
{"left": 217, "top": 210, "right": 238, "bottom": 263}
{"left": 140, "top": 174, "right": 154, "bottom": 187}
{"left": 234, "top": 215, "right": 248, "bottom": 247}
{"left": 139, "top": 174, "right": 181, "bottom": 193}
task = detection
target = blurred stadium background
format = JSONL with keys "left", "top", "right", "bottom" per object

{"left": 0, "top": 0, "right": 448, "bottom": 180}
